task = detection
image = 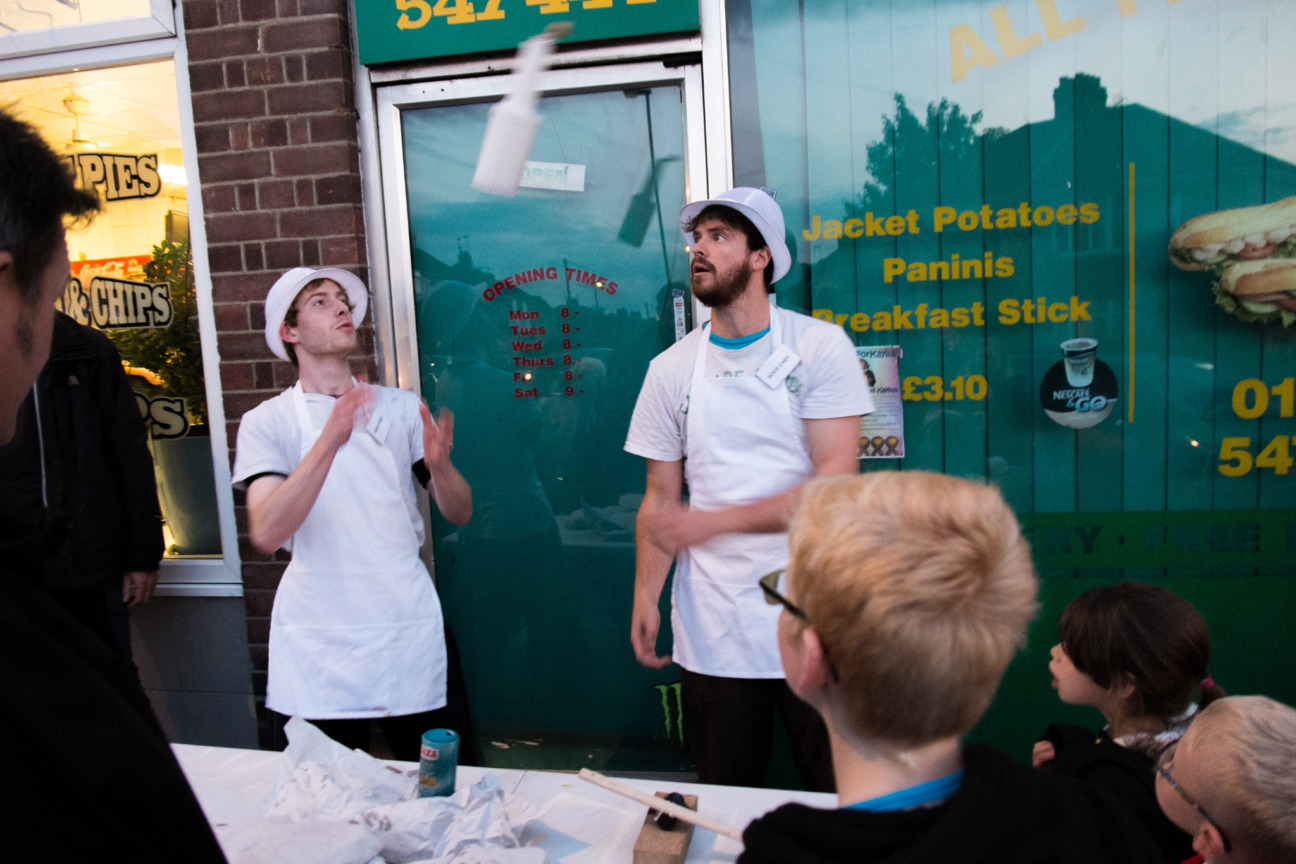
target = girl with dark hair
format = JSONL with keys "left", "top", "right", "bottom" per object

{"left": 1033, "top": 581, "right": 1226, "bottom": 863}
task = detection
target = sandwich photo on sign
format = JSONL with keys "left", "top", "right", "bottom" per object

{"left": 1169, "top": 197, "right": 1296, "bottom": 326}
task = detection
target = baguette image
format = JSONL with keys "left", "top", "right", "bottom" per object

{"left": 1168, "top": 196, "right": 1296, "bottom": 271}
{"left": 1216, "top": 259, "right": 1296, "bottom": 326}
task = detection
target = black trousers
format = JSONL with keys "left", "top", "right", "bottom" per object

{"left": 680, "top": 668, "right": 835, "bottom": 792}
{"left": 295, "top": 626, "right": 480, "bottom": 765}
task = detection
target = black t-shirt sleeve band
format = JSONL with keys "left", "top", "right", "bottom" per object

{"left": 239, "top": 471, "right": 287, "bottom": 491}
{"left": 412, "top": 459, "right": 431, "bottom": 487}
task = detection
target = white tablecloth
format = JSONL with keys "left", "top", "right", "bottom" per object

{"left": 173, "top": 743, "right": 836, "bottom": 863}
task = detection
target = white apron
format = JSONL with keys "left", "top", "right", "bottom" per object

{"left": 673, "top": 302, "right": 815, "bottom": 678}
{"left": 266, "top": 383, "right": 447, "bottom": 719}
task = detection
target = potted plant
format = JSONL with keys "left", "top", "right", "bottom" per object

{"left": 109, "top": 239, "right": 221, "bottom": 555}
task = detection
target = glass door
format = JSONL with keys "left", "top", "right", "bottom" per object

{"left": 377, "top": 62, "right": 705, "bottom": 770}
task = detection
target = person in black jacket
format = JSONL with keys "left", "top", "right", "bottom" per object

{"left": 1033, "top": 582, "right": 1226, "bottom": 863}
{"left": 0, "top": 107, "right": 227, "bottom": 860}
{"left": 0, "top": 310, "right": 164, "bottom": 660}
{"left": 739, "top": 471, "right": 1163, "bottom": 864}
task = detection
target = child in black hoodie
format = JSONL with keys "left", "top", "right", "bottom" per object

{"left": 1034, "top": 582, "right": 1226, "bottom": 863}
{"left": 739, "top": 472, "right": 1163, "bottom": 864}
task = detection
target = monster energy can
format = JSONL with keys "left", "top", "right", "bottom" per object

{"left": 418, "top": 728, "right": 459, "bottom": 798}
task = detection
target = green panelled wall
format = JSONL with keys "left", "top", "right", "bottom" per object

{"left": 728, "top": 0, "right": 1296, "bottom": 761}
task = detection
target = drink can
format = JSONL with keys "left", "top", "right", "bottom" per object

{"left": 418, "top": 728, "right": 459, "bottom": 798}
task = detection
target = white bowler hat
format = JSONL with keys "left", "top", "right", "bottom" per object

{"left": 264, "top": 267, "right": 369, "bottom": 361}
{"left": 679, "top": 187, "right": 791, "bottom": 283}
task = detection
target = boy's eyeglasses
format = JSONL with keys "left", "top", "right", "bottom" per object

{"left": 1155, "top": 740, "right": 1232, "bottom": 853}
{"left": 759, "top": 569, "right": 808, "bottom": 620}
{"left": 758, "top": 569, "right": 839, "bottom": 683}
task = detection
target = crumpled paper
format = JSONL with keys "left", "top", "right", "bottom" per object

{"left": 261, "top": 717, "right": 543, "bottom": 864}
{"left": 215, "top": 820, "right": 382, "bottom": 864}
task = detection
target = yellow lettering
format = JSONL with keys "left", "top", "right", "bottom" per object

{"left": 526, "top": 0, "right": 569, "bottom": 12}
{"left": 907, "top": 262, "right": 928, "bottom": 282}
{"left": 803, "top": 215, "right": 821, "bottom": 241}
{"left": 1056, "top": 204, "right": 1078, "bottom": 224}
{"left": 995, "top": 208, "right": 1018, "bottom": 228}
{"left": 952, "top": 307, "right": 971, "bottom": 327}
{"left": 433, "top": 0, "right": 475, "bottom": 22}
{"left": 395, "top": 0, "right": 433, "bottom": 27}
{"left": 1116, "top": 0, "right": 1137, "bottom": 15}
{"left": 1080, "top": 202, "right": 1100, "bottom": 223}
{"left": 933, "top": 206, "right": 957, "bottom": 232}
{"left": 1033, "top": 205, "right": 1055, "bottom": 226}
{"left": 823, "top": 219, "right": 843, "bottom": 239}
{"left": 872, "top": 311, "right": 893, "bottom": 331}
{"left": 477, "top": 0, "right": 505, "bottom": 18}
{"left": 957, "top": 210, "right": 979, "bottom": 231}
{"left": 928, "top": 308, "right": 950, "bottom": 328}
{"left": 812, "top": 308, "right": 834, "bottom": 322}
{"left": 990, "top": 5, "right": 1042, "bottom": 58}
{"left": 995, "top": 256, "right": 1015, "bottom": 277}
{"left": 836, "top": 313, "right": 850, "bottom": 327}
{"left": 885, "top": 215, "right": 906, "bottom": 235}
{"left": 1048, "top": 302, "right": 1069, "bottom": 322}
{"left": 883, "top": 258, "right": 907, "bottom": 283}
{"left": 1037, "top": 0, "right": 1086, "bottom": 41}
{"left": 998, "top": 298, "right": 1021, "bottom": 324}
{"left": 844, "top": 218, "right": 864, "bottom": 238}
{"left": 849, "top": 312, "right": 871, "bottom": 332}
{"left": 949, "top": 23, "right": 1000, "bottom": 83}
{"left": 583, "top": 0, "right": 612, "bottom": 6}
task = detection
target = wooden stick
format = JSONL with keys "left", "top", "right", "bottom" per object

{"left": 576, "top": 768, "right": 745, "bottom": 842}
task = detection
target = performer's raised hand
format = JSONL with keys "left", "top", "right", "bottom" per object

{"left": 420, "top": 400, "right": 455, "bottom": 468}
{"left": 320, "top": 381, "right": 377, "bottom": 452}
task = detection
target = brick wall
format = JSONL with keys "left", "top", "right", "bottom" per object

{"left": 183, "top": 0, "right": 374, "bottom": 747}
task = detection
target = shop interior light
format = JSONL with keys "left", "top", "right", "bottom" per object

{"left": 159, "top": 163, "right": 187, "bottom": 186}
{"left": 62, "top": 93, "right": 94, "bottom": 151}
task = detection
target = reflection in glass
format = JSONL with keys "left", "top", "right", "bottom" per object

{"left": 405, "top": 86, "right": 692, "bottom": 766}
{"left": 0, "top": 0, "right": 152, "bottom": 33}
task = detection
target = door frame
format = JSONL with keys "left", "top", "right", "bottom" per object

{"left": 372, "top": 60, "right": 710, "bottom": 392}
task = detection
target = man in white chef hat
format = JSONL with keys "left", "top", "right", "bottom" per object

{"left": 624, "top": 188, "right": 874, "bottom": 790}
{"left": 232, "top": 267, "right": 474, "bottom": 760}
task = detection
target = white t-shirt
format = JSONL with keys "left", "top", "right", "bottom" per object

{"left": 232, "top": 384, "right": 428, "bottom": 547}
{"left": 625, "top": 308, "right": 875, "bottom": 462}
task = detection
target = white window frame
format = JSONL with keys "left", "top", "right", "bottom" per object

{"left": 371, "top": 61, "right": 710, "bottom": 390}
{"left": 0, "top": 0, "right": 175, "bottom": 62}
{"left": 0, "top": 13, "right": 242, "bottom": 597}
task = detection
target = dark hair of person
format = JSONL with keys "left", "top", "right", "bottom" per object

{"left": 281, "top": 277, "right": 351, "bottom": 367}
{"left": 685, "top": 204, "right": 775, "bottom": 292}
{"left": 0, "top": 109, "right": 99, "bottom": 300}
{"left": 1059, "top": 581, "right": 1226, "bottom": 719}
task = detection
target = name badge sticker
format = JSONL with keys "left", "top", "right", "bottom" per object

{"left": 367, "top": 407, "right": 391, "bottom": 444}
{"left": 755, "top": 344, "right": 802, "bottom": 389}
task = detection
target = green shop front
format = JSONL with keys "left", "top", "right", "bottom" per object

{"left": 351, "top": 0, "right": 1295, "bottom": 780}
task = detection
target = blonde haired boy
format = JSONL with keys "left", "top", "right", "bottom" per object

{"left": 1155, "top": 696, "right": 1296, "bottom": 864}
{"left": 739, "top": 471, "right": 1162, "bottom": 864}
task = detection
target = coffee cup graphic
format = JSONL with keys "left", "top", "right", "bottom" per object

{"left": 1041, "top": 338, "right": 1119, "bottom": 429}
{"left": 1061, "top": 338, "right": 1098, "bottom": 387}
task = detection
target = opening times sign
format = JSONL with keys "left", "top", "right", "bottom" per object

{"left": 354, "top": 0, "right": 699, "bottom": 64}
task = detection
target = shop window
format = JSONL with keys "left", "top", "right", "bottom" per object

{"left": 723, "top": 0, "right": 1296, "bottom": 761}
{"left": 0, "top": 60, "right": 221, "bottom": 557}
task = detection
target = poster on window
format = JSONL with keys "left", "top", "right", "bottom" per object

{"left": 856, "top": 345, "right": 905, "bottom": 458}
